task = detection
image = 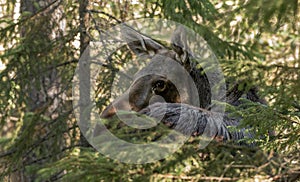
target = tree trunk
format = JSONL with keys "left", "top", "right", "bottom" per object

{"left": 79, "top": 0, "right": 92, "bottom": 147}
{"left": 12, "top": 0, "right": 65, "bottom": 181}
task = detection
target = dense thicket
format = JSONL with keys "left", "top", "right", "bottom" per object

{"left": 0, "top": 0, "right": 299, "bottom": 181}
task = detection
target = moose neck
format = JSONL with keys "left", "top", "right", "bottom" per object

{"left": 188, "top": 62, "right": 212, "bottom": 109}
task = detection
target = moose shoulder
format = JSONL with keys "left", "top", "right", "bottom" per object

{"left": 96, "top": 25, "right": 262, "bottom": 145}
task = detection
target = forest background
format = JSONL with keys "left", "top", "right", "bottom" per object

{"left": 0, "top": 0, "right": 299, "bottom": 181}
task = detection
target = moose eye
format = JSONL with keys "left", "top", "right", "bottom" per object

{"left": 152, "top": 80, "right": 166, "bottom": 93}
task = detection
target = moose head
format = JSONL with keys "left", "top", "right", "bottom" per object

{"left": 83, "top": 23, "right": 258, "bottom": 161}
{"left": 100, "top": 25, "right": 212, "bottom": 119}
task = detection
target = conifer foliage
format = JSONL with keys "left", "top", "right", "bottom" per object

{"left": 0, "top": 0, "right": 299, "bottom": 181}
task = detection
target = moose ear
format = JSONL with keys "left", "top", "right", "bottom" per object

{"left": 121, "top": 25, "right": 166, "bottom": 58}
{"left": 171, "top": 26, "right": 192, "bottom": 63}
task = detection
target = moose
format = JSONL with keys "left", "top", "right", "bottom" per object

{"left": 95, "top": 25, "right": 265, "bottom": 145}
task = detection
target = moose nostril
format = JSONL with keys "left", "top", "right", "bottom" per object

{"left": 100, "top": 105, "right": 116, "bottom": 118}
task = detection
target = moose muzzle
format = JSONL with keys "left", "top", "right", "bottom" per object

{"left": 100, "top": 92, "right": 132, "bottom": 118}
